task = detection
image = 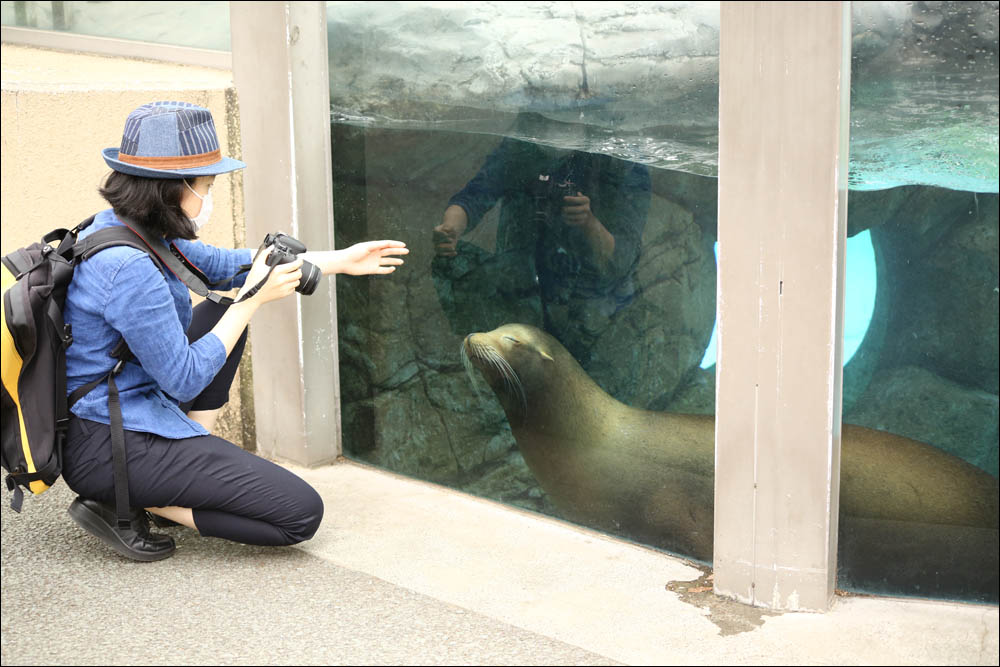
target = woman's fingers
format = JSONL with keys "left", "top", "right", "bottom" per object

{"left": 269, "top": 260, "right": 303, "bottom": 294}
{"left": 272, "top": 258, "right": 304, "bottom": 275}
{"left": 372, "top": 240, "right": 409, "bottom": 253}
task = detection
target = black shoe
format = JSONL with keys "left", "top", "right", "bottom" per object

{"left": 68, "top": 497, "right": 176, "bottom": 562}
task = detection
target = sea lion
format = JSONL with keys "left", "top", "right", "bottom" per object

{"left": 462, "top": 323, "right": 999, "bottom": 599}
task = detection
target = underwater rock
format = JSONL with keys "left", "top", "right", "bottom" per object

{"left": 586, "top": 190, "right": 715, "bottom": 408}
{"left": 842, "top": 187, "right": 999, "bottom": 413}
{"left": 365, "top": 371, "right": 504, "bottom": 480}
{"left": 846, "top": 188, "right": 911, "bottom": 237}
{"left": 648, "top": 168, "right": 719, "bottom": 239}
{"left": 431, "top": 240, "right": 543, "bottom": 338}
{"left": 460, "top": 448, "right": 559, "bottom": 515}
{"left": 666, "top": 366, "right": 717, "bottom": 416}
{"left": 846, "top": 365, "right": 1000, "bottom": 476}
{"left": 871, "top": 189, "right": 999, "bottom": 394}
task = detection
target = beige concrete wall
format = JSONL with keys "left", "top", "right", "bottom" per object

{"left": 1, "top": 43, "right": 253, "bottom": 450}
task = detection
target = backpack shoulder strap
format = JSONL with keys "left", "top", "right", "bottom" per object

{"left": 75, "top": 227, "right": 168, "bottom": 276}
{"left": 46, "top": 215, "right": 97, "bottom": 256}
{"left": 76, "top": 227, "right": 223, "bottom": 289}
{"left": 75, "top": 224, "right": 237, "bottom": 305}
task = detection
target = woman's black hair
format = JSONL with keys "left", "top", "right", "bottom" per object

{"left": 98, "top": 171, "right": 198, "bottom": 240}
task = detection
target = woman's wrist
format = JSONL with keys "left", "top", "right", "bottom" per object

{"left": 235, "top": 280, "right": 258, "bottom": 301}
{"left": 301, "top": 250, "right": 344, "bottom": 276}
{"left": 211, "top": 298, "right": 259, "bottom": 357}
{"left": 231, "top": 294, "right": 260, "bottom": 314}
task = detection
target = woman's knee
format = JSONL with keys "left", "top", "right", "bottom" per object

{"left": 282, "top": 485, "right": 324, "bottom": 545}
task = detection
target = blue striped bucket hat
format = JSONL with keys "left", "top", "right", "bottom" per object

{"left": 102, "top": 101, "right": 246, "bottom": 178}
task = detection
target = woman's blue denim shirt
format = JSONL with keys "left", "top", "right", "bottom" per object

{"left": 64, "top": 209, "right": 252, "bottom": 438}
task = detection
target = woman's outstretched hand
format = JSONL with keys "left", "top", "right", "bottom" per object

{"left": 336, "top": 240, "right": 409, "bottom": 276}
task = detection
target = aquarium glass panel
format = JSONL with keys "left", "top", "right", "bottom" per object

{"left": 841, "top": 1, "right": 999, "bottom": 603}
{"left": 328, "top": 1, "right": 721, "bottom": 562}
{"left": 0, "top": 1, "right": 230, "bottom": 51}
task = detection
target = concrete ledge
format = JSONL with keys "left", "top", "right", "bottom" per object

{"left": 292, "top": 461, "right": 1000, "bottom": 666}
{"left": 2, "top": 457, "right": 996, "bottom": 664}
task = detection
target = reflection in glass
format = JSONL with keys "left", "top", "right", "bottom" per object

{"left": 433, "top": 129, "right": 652, "bottom": 375}
{"left": 0, "top": 1, "right": 231, "bottom": 51}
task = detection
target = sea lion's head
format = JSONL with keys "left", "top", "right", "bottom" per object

{"left": 461, "top": 324, "right": 563, "bottom": 424}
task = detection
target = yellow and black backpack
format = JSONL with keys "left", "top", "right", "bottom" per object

{"left": 3, "top": 216, "right": 247, "bottom": 522}
{"left": 1, "top": 217, "right": 164, "bottom": 514}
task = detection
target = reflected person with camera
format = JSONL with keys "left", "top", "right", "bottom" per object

{"left": 433, "top": 131, "right": 651, "bottom": 364}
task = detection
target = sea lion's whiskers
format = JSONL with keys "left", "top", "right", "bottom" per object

{"left": 463, "top": 340, "right": 527, "bottom": 419}
{"left": 462, "top": 342, "right": 489, "bottom": 402}
{"left": 461, "top": 341, "right": 476, "bottom": 376}
{"left": 489, "top": 349, "right": 527, "bottom": 417}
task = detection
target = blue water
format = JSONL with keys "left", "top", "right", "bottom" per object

{"left": 699, "top": 230, "right": 877, "bottom": 369}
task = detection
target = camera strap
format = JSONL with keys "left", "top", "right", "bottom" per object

{"left": 231, "top": 236, "right": 284, "bottom": 303}
{"left": 231, "top": 268, "right": 275, "bottom": 302}
{"left": 168, "top": 242, "right": 250, "bottom": 291}
{"left": 113, "top": 218, "right": 249, "bottom": 305}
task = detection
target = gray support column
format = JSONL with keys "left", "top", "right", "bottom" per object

{"left": 229, "top": 2, "right": 340, "bottom": 466}
{"left": 714, "top": 1, "right": 851, "bottom": 611}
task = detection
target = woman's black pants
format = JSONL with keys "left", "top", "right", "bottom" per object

{"left": 61, "top": 300, "right": 324, "bottom": 546}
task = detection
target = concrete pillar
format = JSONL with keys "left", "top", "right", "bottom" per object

{"left": 229, "top": 2, "right": 340, "bottom": 466}
{"left": 714, "top": 1, "right": 851, "bottom": 611}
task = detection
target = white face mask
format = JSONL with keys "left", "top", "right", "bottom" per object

{"left": 184, "top": 180, "right": 214, "bottom": 231}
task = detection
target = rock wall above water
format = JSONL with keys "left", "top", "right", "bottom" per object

{"left": 327, "top": 1, "right": 721, "bottom": 125}
{"left": 328, "top": 2, "right": 999, "bottom": 191}
{"left": 327, "top": 1, "right": 997, "bottom": 122}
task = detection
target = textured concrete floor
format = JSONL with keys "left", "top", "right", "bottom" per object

{"left": 2, "top": 460, "right": 997, "bottom": 666}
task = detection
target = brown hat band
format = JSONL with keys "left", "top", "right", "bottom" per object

{"left": 117, "top": 149, "right": 222, "bottom": 169}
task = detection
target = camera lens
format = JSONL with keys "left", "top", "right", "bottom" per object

{"left": 297, "top": 260, "right": 322, "bottom": 295}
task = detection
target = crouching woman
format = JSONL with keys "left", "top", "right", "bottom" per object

{"left": 63, "top": 101, "right": 407, "bottom": 561}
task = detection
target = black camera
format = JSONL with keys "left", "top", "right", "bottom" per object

{"left": 532, "top": 174, "right": 576, "bottom": 227}
{"left": 262, "top": 232, "right": 322, "bottom": 296}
